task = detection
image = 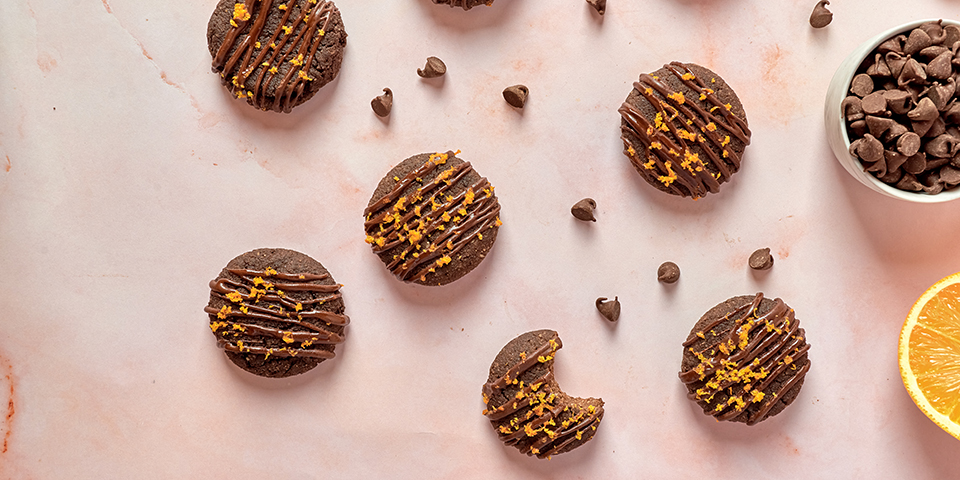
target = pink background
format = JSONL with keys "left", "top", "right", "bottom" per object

{"left": 3, "top": 0, "right": 960, "bottom": 477}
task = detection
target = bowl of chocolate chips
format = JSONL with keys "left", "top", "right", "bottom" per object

{"left": 825, "top": 19, "right": 960, "bottom": 202}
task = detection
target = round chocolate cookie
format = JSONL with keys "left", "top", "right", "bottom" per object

{"left": 205, "top": 248, "right": 349, "bottom": 378}
{"left": 363, "top": 151, "right": 501, "bottom": 286}
{"left": 619, "top": 62, "right": 751, "bottom": 199}
{"left": 431, "top": 0, "right": 494, "bottom": 10}
{"left": 482, "top": 330, "right": 604, "bottom": 459}
{"left": 207, "top": 0, "right": 347, "bottom": 113}
{"left": 679, "top": 293, "right": 811, "bottom": 425}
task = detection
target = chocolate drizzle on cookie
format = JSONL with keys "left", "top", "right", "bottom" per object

{"left": 482, "top": 331, "right": 604, "bottom": 459}
{"left": 619, "top": 62, "right": 751, "bottom": 198}
{"left": 212, "top": 0, "right": 337, "bottom": 112}
{"left": 679, "top": 293, "right": 810, "bottom": 425}
{"left": 364, "top": 151, "right": 502, "bottom": 284}
{"left": 204, "top": 267, "right": 349, "bottom": 359}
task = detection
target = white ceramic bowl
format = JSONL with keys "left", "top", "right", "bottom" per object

{"left": 824, "top": 19, "right": 960, "bottom": 203}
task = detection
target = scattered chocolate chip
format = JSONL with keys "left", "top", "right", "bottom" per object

{"left": 371, "top": 88, "right": 393, "bottom": 117}
{"left": 657, "top": 262, "right": 680, "bottom": 284}
{"left": 417, "top": 56, "right": 446, "bottom": 79}
{"left": 571, "top": 198, "right": 597, "bottom": 222}
{"left": 596, "top": 297, "right": 620, "bottom": 322}
{"left": 586, "top": 0, "right": 605, "bottom": 15}
{"left": 850, "top": 74, "right": 875, "bottom": 97}
{"left": 749, "top": 248, "right": 774, "bottom": 271}
{"left": 809, "top": 1, "right": 832, "bottom": 28}
{"left": 503, "top": 85, "right": 529, "bottom": 108}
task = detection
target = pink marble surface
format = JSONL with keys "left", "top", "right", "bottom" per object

{"left": 3, "top": 0, "right": 960, "bottom": 477}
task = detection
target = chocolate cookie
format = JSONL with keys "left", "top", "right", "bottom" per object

{"left": 205, "top": 248, "right": 349, "bottom": 378}
{"left": 482, "top": 330, "right": 604, "bottom": 459}
{"left": 364, "top": 151, "right": 501, "bottom": 286}
{"left": 619, "top": 62, "right": 751, "bottom": 198}
{"left": 431, "top": 0, "right": 494, "bottom": 10}
{"left": 679, "top": 293, "right": 811, "bottom": 425}
{"left": 207, "top": 0, "right": 347, "bottom": 113}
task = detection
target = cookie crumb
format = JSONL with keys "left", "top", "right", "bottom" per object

{"left": 586, "top": 0, "right": 605, "bottom": 15}
{"left": 503, "top": 85, "right": 529, "bottom": 108}
{"left": 596, "top": 297, "right": 620, "bottom": 322}
{"left": 571, "top": 198, "right": 597, "bottom": 222}
{"left": 809, "top": 1, "right": 832, "bottom": 28}
{"left": 371, "top": 88, "right": 393, "bottom": 117}
{"left": 749, "top": 248, "right": 774, "bottom": 270}
{"left": 657, "top": 262, "right": 680, "bottom": 283}
{"left": 417, "top": 56, "right": 447, "bottom": 78}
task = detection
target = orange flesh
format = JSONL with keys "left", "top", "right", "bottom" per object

{"left": 910, "top": 283, "right": 960, "bottom": 424}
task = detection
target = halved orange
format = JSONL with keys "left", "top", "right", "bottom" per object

{"left": 899, "top": 272, "right": 960, "bottom": 440}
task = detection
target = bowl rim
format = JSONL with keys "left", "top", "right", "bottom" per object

{"left": 829, "top": 18, "right": 960, "bottom": 204}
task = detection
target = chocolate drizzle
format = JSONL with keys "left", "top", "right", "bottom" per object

{"left": 482, "top": 332, "right": 604, "bottom": 459}
{"left": 204, "top": 267, "right": 349, "bottom": 359}
{"left": 619, "top": 62, "right": 751, "bottom": 198}
{"left": 211, "top": 0, "right": 338, "bottom": 113}
{"left": 364, "top": 151, "right": 501, "bottom": 284}
{"left": 679, "top": 294, "right": 810, "bottom": 425}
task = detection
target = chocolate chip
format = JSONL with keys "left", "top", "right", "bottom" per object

{"left": 842, "top": 96, "right": 864, "bottom": 121}
{"left": 913, "top": 118, "right": 936, "bottom": 138}
{"left": 657, "top": 262, "right": 680, "bottom": 284}
{"left": 861, "top": 91, "right": 887, "bottom": 115}
{"left": 809, "top": 1, "right": 832, "bottom": 28}
{"left": 904, "top": 28, "right": 934, "bottom": 56}
{"left": 749, "top": 248, "right": 774, "bottom": 271}
{"left": 571, "top": 198, "right": 597, "bottom": 222}
{"left": 944, "top": 103, "right": 960, "bottom": 123}
{"left": 866, "top": 116, "right": 895, "bottom": 137}
{"left": 921, "top": 20, "right": 946, "bottom": 43}
{"left": 897, "top": 132, "right": 922, "bottom": 155}
{"left": 857, "top": 134, "right": 884, "bottom": 162}
{"left": 927, "top": 51, "right": 954, "bottom": 79}
{"left": 904, "top": 152, "right": 927, "bottom": 174}
{"left": 849, "top": 138, "right": 863, "bottom": 157}
{"left": 920, "top": 45, "right": 950, "bottom": 59}
{"left": 879, "top": 35, "right": 905, "bottom": 54}
{"left": 940, "top": 165, "right": 960, "bottom": 184}
{"left": 595, "top": 297, "right": 620, "bottom": 322}
{"left": 503, "top": 85, "right": 529, "bottom": 108}
{"left": 896, "top": 172, "right": 924, "bottom": 191}
{"left": 866, "top": 54, "right": 892, "bottom": 77}
{"left": 900, "top": 58, "right": 929, "bottom": 87}
{"left": 925, "top": 81, "right": 956, "bottom": 111}
{"left": 883, "top": 122, "right": 909, "bottom": 142}
{"left": 586, "top": 0, "right": 605, "bottom": 15}
{"left": 883, "top": 89, "right": 913, "bottom": 114}
{"left": 885, "top": 149, "right": 909, "bottom": 171}
{"left": 908, "top": 97, "right": 939, "bottom": 121}
{"left": 371, "top": 88, "right": 393, "bottom": 117}
{"left": 850, "top": 74, "right": 875, "bottom": 97}
{"left": 879, "top": 167, "right": 904, "bottom": 184}
{"left": 945, "top": 25, "right": 960, "bottom": 49}
{"left": 864, "top": 158, "right": 887, "bottom": 176}
{"left": 926, "top": 117, "right": 947, "bottom": 138}
{"left": 417, "top": 56, "right": 446, "bottom": 79}
{"left": 885, "top": 52, "right": 908, "bottom": 78}
{"left": 850, "top": 119, "right": 868, "bottom": 137}
{"left": 925, "top": 133, "right": 959, "bottom": 157}
{"left": 927, "top": 156, "right": 952, "bottom": 170}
